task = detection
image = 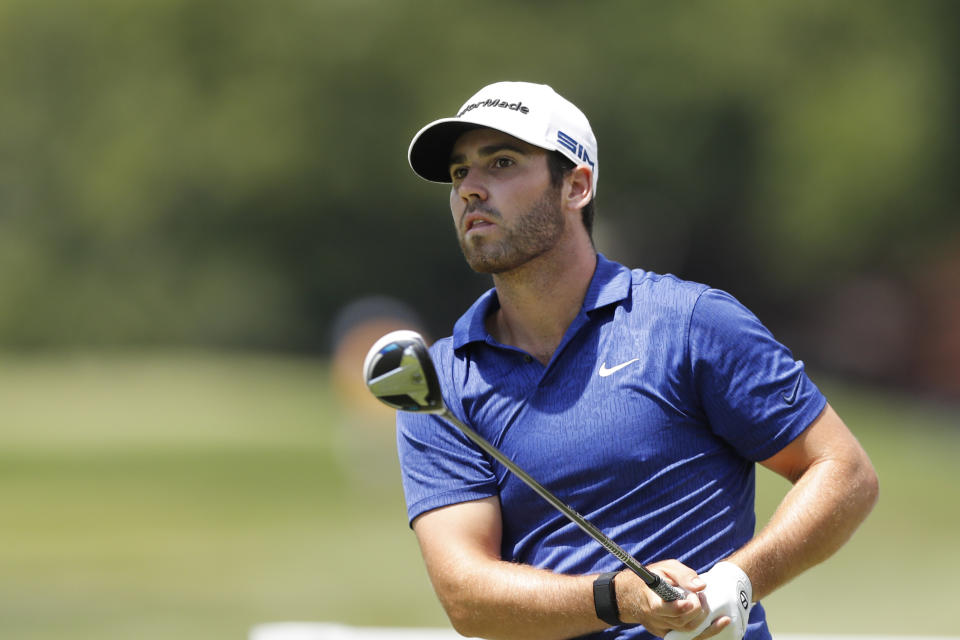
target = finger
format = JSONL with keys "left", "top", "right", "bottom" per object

{"left": 661, "top": 594, "right": 709, "bottom": 634}
{"left": 658, "top": 590, "right": 702, "bottom": 619}
{"left": 693, "top": 615, "right": 731, "bottom": 640}
{"left": 658, "top": 561, "right": 706, "bottom": 593}
{"left": 613, "top": 570, "right": 693, "bottom": 627}
{"left": 663, "top": 613, "right": 711, "bottom": 640}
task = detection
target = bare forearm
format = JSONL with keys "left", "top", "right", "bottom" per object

{"left": 426, "top": 553, "right": 708, "bottom": 640}
{"left": 429, "top": 559, "right": 604, "bottom": 640}
{"left": 414, "top": 497, "right": 705, "bottom": 639}
{"left": 414, "top": 499, "right": 610, "bottom": 640}
{"left": 728, "top": 453, "right": 878, "bottom": 600}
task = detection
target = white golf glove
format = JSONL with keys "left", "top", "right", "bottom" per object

{"left": 664, "top": 561, "right": 753, "bottom": 640}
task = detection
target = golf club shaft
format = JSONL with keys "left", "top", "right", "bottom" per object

{"left": 438, "top": 408, "right": 684, "bottom": 602}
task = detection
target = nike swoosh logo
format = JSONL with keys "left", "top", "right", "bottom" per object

{"left": 598, "top": 358, "right": 640, "bottom": 377}
{"left": 782, "top": 374, "right": 803, "bottom": 405}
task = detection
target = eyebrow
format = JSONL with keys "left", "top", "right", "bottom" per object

{"left": 448, "top": 143, "right": 531, "bottom": 167}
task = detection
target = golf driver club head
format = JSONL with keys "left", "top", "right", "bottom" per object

{"left": 363, "top": 330, "right": 445, "bottom": 414}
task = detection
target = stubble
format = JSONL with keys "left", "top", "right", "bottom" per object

{"left": 458, "top": 184, "right": 565, "bottom": 274}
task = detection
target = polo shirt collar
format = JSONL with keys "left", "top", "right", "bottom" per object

{"left": 452, "top": 253, "right": 632, "bottom": 350}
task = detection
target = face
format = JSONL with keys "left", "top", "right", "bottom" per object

{"left": 448, "top": 128, "right": 566, "bottom": 274}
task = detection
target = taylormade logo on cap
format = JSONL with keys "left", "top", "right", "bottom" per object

{"left": 408, "top": 81, "right": 599, "bottom": 196}
{"left": 457, "top": 98, "right": 530, "bottom": 117}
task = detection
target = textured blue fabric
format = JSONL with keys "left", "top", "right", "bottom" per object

{"left": 396, "top": 254, "right": 826, "bottom": 639}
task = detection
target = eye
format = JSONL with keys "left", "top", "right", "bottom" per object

{"left": 450, "top": 166, "right": 468, "bottom": 181}
{"left": 493, "top": 157, "right": 515, "bottom": 169}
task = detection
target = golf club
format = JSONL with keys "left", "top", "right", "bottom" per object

{"left": 363, "top": 329, "right": 685, "bottom": 602}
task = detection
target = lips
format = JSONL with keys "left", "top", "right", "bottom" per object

{"left": 462, "top": 212, "right": 495, "bottom": 233}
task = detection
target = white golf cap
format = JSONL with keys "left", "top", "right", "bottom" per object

{"left": 408, "top": 81, "right": 599, "bottom": 195}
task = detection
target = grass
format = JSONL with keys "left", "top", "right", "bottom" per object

{"left": 0, "top": 350, "right": 957, "bottom": 639}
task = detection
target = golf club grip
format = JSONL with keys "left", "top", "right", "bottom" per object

{"left": 438, "top": 408, "right": 683, "bottom": 602}
{"left": 649, "top": 577, "right": 685, "bottom": 602}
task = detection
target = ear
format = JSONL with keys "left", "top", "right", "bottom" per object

{"left": 563, "top": 165, "right": 593, "bottom": 212}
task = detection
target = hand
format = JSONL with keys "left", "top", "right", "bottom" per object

{"left": 613, "top": 560, "right": 709, "bottom": 638}
{"left": 664, "top": 561, "right": 753, "bottom": 640}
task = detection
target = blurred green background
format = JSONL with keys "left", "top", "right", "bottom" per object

{"left": 1, "top": 1, "right": 958, "bottom": 638}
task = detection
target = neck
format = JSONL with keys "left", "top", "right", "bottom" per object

{"left": 487, "top": 238, "right": 597, "bottom": 365}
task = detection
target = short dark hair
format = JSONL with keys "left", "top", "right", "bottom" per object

{"left": 546, "top": 151, "right": 595, "bottom": 239}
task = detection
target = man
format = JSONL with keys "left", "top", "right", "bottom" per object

{"left": 396, "top": 81, "right": 878, "bottom": 640}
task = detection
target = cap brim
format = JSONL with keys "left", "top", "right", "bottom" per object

{"left": 408, "top": 119, "right": 484, "bottom": 184}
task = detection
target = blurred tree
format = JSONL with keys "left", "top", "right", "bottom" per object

{"left": 0, "top": 0, "right": 956, "bottom": 393}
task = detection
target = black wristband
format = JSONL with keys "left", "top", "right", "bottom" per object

{"left": 593, "top": 571, "right": 622, "bottom": 627}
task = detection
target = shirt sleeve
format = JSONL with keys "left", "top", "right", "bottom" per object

{"left": 396, "top": 345, "right": 499, "bottom": 526}
{"left": 688, "top": 288, "right": 826, "bottom": 461}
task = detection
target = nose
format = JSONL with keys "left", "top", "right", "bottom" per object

{"left": 455, "top": 168, "right": 488, "bottom": 204}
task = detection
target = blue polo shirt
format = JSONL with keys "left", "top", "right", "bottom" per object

{"left": 396, "top": 254, "right": 825, "bottom": 639}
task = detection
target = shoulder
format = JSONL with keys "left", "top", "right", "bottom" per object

{"left": 688, "top": 288, "right": 771, "bottom": 342}
{"left": 627, "top": 271, "right": 761, "bottom": 327}
{"left": 427, "top": 335, "right": 457, "bottom": 369}
{"left": 621, "top": 271, "right": 776, "bottom": 368}
{"left": 630, "top": 269, "right": 709, "bottom": 300}
{"left": 625, "top": 269, "right": 713, "bottom": 325}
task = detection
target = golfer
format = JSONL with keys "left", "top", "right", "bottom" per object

{"left": 396, "top": 81, "right": 878, "bottom": 640}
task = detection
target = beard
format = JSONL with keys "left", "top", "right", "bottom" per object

{"left": 458, "top": 184, "right": 566, "bottom": 275}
